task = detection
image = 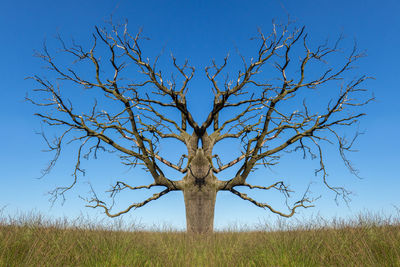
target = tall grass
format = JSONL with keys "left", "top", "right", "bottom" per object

{"left": 1, "top": 211, "right": 399, "bottom": 266}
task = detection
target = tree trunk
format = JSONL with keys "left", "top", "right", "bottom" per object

{"left": 183, "top": 186, "right": 217, "bottom": 234}
{"left": 182, "top": 132, "right": 218, "bottom": 234}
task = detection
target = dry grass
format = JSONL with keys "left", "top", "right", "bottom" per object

{"left": 0, "top": 211, "right": 399, "bottom": 266}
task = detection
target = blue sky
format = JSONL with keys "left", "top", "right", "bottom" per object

{"left": 0, "top": 0, "right": 399, "bottom": 230}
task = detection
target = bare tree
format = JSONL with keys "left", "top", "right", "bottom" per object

{"left": 28, "top": 21, "right": 372, "bottom": 234}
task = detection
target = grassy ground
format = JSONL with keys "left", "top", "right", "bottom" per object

{"left": 0, "top": 212, "right": 399, "bottom": 266}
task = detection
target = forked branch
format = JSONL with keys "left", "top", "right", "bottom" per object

{"left": 230, "top": 187, "right": 314, "bottom": 218}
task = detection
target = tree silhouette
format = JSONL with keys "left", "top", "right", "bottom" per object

{"left": 28, "top": 21, "right": 372, "bottom": 233}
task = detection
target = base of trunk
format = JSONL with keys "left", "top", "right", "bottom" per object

{"left": 183, "top": 188, "right": 216, "bottom": 234}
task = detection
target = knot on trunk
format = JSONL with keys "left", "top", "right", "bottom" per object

{"left": 188, "top": 165, "right": 212, "bottom": 190}
{"left": 187, "top": 148, "right": 213, "bottom": 190}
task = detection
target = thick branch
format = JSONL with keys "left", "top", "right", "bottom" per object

{"left": 229, "top": 188, "right": 313, "bottom": 217}
{"left": 87, "top": 187, "right": 171, "bottom": 217}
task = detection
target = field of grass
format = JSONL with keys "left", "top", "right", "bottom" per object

{"left": 1, "top": 211, "right": 399, "bottom": 266}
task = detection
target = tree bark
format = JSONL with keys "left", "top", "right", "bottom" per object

{"left": 182, "top": 132, "right": 218, "bottom": 234}
{"left": 183, "top": 186, "right": 217, "bottom": 234}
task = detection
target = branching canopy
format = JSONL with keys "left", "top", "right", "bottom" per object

{"left": 28, "top": 21, "right": 372, "bottom": 218}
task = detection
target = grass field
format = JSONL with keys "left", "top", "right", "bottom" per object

{"left": 1, "top": 211, "right": 399, "bottom": 266}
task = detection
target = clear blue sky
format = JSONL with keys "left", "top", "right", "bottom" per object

{"left": 0, "top": 0, "right": 399, "bottom": 230}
